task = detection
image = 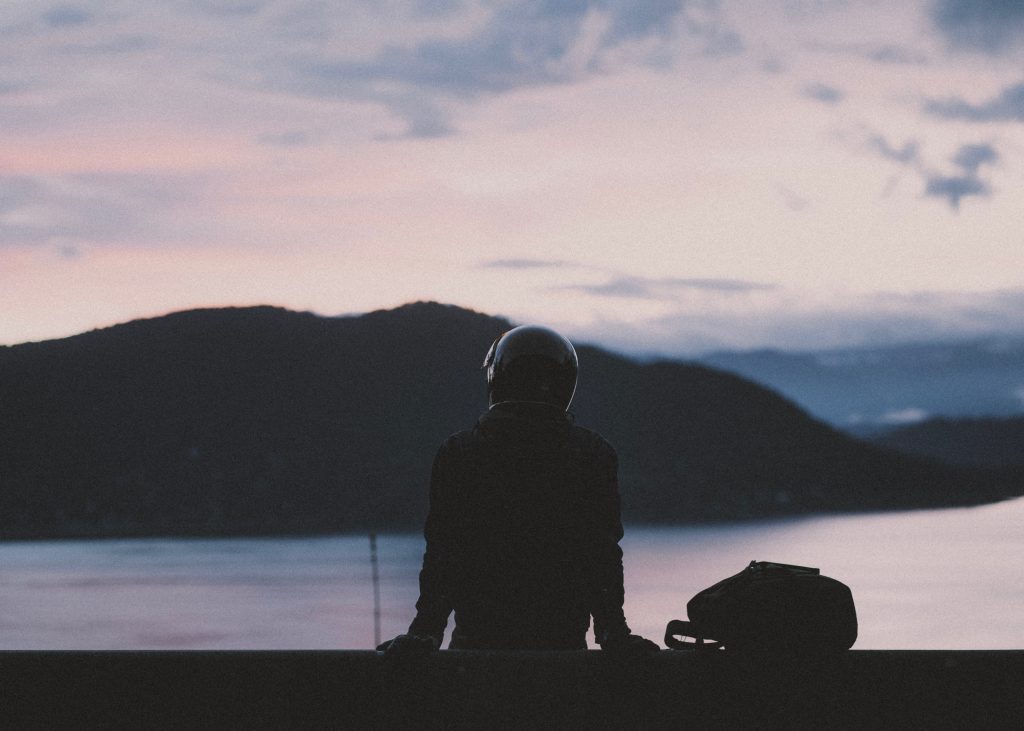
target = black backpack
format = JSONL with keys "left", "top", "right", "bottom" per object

{"left": 665, "top": 561, "right": 857, "bottom": 655}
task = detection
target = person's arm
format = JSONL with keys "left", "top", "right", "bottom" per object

{"left": 587, "top": 440, "right": 630, "bottom": 645}
{"left": 405, "top": 442, "right": 456, "bottom": 644}
{"left": 588, "top": 440, "right": 660, "bottom": 656}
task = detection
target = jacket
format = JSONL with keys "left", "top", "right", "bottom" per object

{"left": 407, "top": 401, "right": 631, "bottom": 650}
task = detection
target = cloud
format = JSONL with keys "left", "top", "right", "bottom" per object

{"left": 925, "top": 82, "right": 1024, "bottom": 122}
{"left": 867, "top": 45, "right": 927, "bottom": 65}
{"left": 878, "top": 407, "right": 930, "bottom": 425}
{"left": 0, "top": 176, "right": 70, "bottom": 245}
{"left": 803, "top": 82, "right": 843, "bottom": 104}
{"left": 952, "top": 142, "right": 998, "bottom": 174}
{"left": 43, "top": 6, "right": 93, "bottom": 28}
{"left": 564, "top": 288, "right": 1024, "bottom": 355}
{"left": 291, "top": 1, "right": 687, "bottom": 96}
{"left": 5, "top": 1, "right": 733, "bottom": 141}
{"left": 560, "top": 274, "right": 775, "bottom": 300}
{"left": 869, "top": 135, "right": 919, "bottom": 164}
{"left": 807, "top": 41, "right": 927, "bottom": 66}
{"left": 482, "top": 265, "right": 775, "bottom": 299}
{"left": 868, "top": 133, "right": 999, "bottom": 211}
{"left": 684, "top": 4, "right": 743, "bottom": 58}
{"left": 269, "top": 1, "right": 701, "bottom": 136}
{"left": 922, "top": 143, "right": 998, "bottom": 210}
{"left": 58, "top": 33, "right": 158, "bottom": 56}
{"left": 481, "top": 258, "right": 573, "bottom": 270}
{"left": 0, "top": 79, "right": 27, "bottom": 95}
{"left": 413, "top": 0, "right": 466, "bottom": 19}
{"left": 0, "top": 172, "right": 220, "bottom": 248}
{"left": 189, "top": 0, "right": 265, "bottom": 18}
{"left": 372, "top": 95, "right": 456, "bottom": 139}
{"left": 931, "top": 0, "right": 1024, "bottom": 53}
{"left": 923, "top": 175, "right": 990, "bottom": 210}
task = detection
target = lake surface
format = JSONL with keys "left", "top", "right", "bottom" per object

{"left": 2, "top": 497, "right": 1022, "bottom": 650}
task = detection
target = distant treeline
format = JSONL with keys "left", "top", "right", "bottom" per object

{"left": 0, "top": 303, "right": 1019, "bottom": 539}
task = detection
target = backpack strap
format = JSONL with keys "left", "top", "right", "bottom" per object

{"left": 664, "top": 619, "right": 723, "bottom": 651}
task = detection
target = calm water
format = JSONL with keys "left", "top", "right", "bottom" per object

{"left": 2, "top": 497, "right": 1022, "bottom": 650}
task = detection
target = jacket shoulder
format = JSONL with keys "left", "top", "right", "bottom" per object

{"left": 436, "top": 429, "right": 481, "bottom": 456}
{"left": 567, "top": 424, "right": 617, "bottom": 460}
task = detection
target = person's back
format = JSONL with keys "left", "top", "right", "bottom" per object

{"left": 415, "top": 400, "right": 624, "bottom": 649}
{"left": 378, "top": 325, "right": 657, "bottom": 657}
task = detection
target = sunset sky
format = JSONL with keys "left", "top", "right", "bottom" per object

{"left": 3, "top": 0, "right": 1024, "bottom": 354}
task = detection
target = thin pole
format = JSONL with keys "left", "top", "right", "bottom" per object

{"left": 369, "top": 532, "right": 381, "bottom": 648}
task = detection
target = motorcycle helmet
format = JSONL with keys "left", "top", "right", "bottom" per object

{"left": 482, "top": 325, "right": 578, "bottom": 410}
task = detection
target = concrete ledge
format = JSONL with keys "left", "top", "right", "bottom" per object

{"left": 2, "top": 650, "right": 1022, "bottom": 729}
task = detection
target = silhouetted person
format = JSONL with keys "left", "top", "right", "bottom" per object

{"left": 378, "top": 325, "right": 658, "bottom": 657}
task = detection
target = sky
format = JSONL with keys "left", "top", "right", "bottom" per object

{"left": 3, "top": 0, "right": 1024, "bottom": 354}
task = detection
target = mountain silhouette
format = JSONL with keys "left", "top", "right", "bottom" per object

{"left": 0, "top": 303, "right": 1018, "bottom": 539}
{"left": 872, "top": 416, "right": 1024, "bottom": 469}
{"left": 699, "top": 339, "right": 1024, "bottom": 429}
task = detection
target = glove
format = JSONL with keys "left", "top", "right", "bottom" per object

{"left": 376, "top": 633, "right": 440, "bottom": 658}
{"left": 600, "top": 632, "right": 661, "bottom": 660}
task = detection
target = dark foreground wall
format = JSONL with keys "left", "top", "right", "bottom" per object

{"left": 2, "top": 650, "right": 1022, "bottom": 729}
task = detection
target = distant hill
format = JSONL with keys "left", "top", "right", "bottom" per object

{"left": 698, "top": 339, "right": 1024, "bottom": 430}
{"left": 0, "top": 303, "right": 1018, "bottom": 539}
{"left": 872, "top": 417, "right": 1024, "bottom": 469}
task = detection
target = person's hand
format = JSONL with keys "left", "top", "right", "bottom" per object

{"left": 376, "top": 633, "right": 440, "bottom": 658}
{"left": 600, "top": 632, "right": 661, "bottom": 660}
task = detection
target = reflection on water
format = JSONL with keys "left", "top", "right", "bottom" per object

{"left": 1, "top": 498, "right": 1022, "bottom": 650}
